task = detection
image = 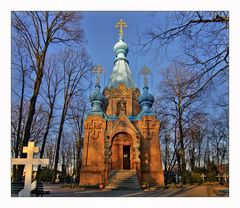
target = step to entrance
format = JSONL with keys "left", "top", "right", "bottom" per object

{"left": 106, "top": 170, "right": 140, "bottom": 190}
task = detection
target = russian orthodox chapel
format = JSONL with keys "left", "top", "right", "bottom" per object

{"left": 80, "top": 19, "right": 164, "bottom": 187}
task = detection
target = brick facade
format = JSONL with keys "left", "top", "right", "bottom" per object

{"left": 80, "top": 83, "right": 164, "bottom": 186}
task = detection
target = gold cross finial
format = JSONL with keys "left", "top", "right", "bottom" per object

{"left": 115, "top": 19, "right": 127, "bottom": 38}
{"left": 140, "top": 66, "right": 151, "bottom": 86}
{"left": 92, "top": 64, "right": 105, "bottom": 85}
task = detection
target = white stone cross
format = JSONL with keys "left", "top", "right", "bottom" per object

{"left": 175, "top": 174, "right": 179, "bottom": 183}
{"left": 216, "top": 173, "right": 222, "bottom": 182}
{"left": 223, "top": 173, "right": 228, "bottom": 183}
{"left": 201, "top": 173, "right": 206, "bottom": 182}
{"left": 12, "top": 141, "right": 49, "bottom": 197}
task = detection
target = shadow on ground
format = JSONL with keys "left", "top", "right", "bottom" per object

{"left": 41, "top": 183, "right": 228, "bottom": 197}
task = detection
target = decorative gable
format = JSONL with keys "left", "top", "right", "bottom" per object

{"left": 105, "top": 111, "right": 139, "bottom": 137}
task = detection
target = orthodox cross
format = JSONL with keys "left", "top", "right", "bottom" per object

{"left": 115, "top": 19, "right": 127, "bottom": 38}
{"left": 140, "top": 65, "right": 151, "bottom": 87}
{"left": 216, "top": 173, "right": 222, "bottom": 182}
{"left": 118, "top": 98, "right": 126, "bottom": 113}
{"left": 92, "top": 64, "right": 105, "bottom": 85}
{"left": 119, "top": 98, "right": 125, "bottom": 108}
{"left": 12, "top": 141, "right": 49, "bottom": 197}
{"left": 201, "top": 173, "right": 206, "bottom": 182}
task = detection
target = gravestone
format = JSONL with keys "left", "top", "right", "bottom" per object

{"left": 201, "top": 173, "right": 206, "bottom": 183}
{"left": 223, "top": 173, "right": 228, "bottom": 183}
{"left": 217, "top": 173, "right": 222, "bottom": 182}
{"left": 178, "top": 175, "right": 182, "bottom": 183}
{"left": 175, "top": 174, "right": 179, "bottom": 184}
{"left": 12, "top": 141, "right": 49, "bottom": 197}
{"left": 72, "top": 174, "right": 76, "bottom": 183}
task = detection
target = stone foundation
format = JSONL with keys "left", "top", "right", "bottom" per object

{"left": 80, "top": 171, "right": 104, "bottom": 185}
{"left": 141, "top": 171, "right": 164, "bottom": 186}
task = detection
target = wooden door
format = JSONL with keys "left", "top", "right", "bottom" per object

{"left": 123, "top": 145, "right": 130, "bottom": 169}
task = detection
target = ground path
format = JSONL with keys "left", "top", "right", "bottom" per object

{"left": 42, "top": 183, "right": 228, "bottom": 197}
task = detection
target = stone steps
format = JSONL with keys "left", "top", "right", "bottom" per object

{"left": 106, "top": 170, "right": 140, "bottom": 190}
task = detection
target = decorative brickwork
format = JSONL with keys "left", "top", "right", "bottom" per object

{"left": 80, "top": 83, "right": 164, "bottom": 186}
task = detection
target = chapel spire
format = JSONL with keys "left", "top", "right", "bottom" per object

{"left": 107, "top": 19, "right": 135, "bottom": 89}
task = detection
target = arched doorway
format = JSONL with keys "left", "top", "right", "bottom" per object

{"left": 111, "top": 133, "right": 134, "bottom": 170}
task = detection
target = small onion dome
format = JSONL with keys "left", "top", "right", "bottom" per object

{"left": 114, "top": 38, "right": 128, "bottom": 54}
{"left": 138, "top": 86, "right": 154, "bottom": 113}
{"left": 138, "top": 86, "right": 154, "bottom": 104}
{"left": 89, "top": 84, "right": 106, "bottom": 112}
{"left": 113, "top": 37, "right": 129, "bottom": 63}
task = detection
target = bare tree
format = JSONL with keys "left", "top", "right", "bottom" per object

{"left": 11, "top": 39, "right": 31, "bottom": 181}
{"left": 45, "top": 139, "right": 55, "bottom": 170}
{"left": 52, "top": 48, "right": 92, "bottom": 183}
{"left": 29, "top": 103, "right": 48, "bottom": 145}
{"left": 12, "top": 11, "right": 85, "bottom": 181}
{"left": 11, "top": 100, "right": 47, "bottom": 180}
{"left": 158, "top": 118, "right": 179, "bottom": 184}
{"left": 145, "top": 12, "right": 229, "bottom": 183}
{"left": 69, "top": 93, "right": 89, "bottom": 180}
{"left": 41, "top": 56, "right": 63, "bottom": 157}
{"left": 158, "top": 62, "right": 206, "bottom": 183}
{"left": 64, "top": 133, "right": 75, "bottom": 178}
{"left": 209, "top": 110, "right": 229, "bottom": 166}
{"left": 36, "top": 56, "right": 63, "bottom": 179}
{"left": 186, "top": 114, "right": 206, "bottom": 171}
{"left": 139, "top": 11, "right": 229, "bottom": 95}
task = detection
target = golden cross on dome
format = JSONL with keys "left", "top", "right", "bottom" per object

{"left": 140, "top": 65, "right": 152, "bottom": 86}
{"left": 115, "top": 19, "right": 127, "bottom": 38}
{"left": 92, "top": 64, "right": 105, "bottom": 85}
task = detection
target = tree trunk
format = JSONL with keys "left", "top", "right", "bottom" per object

{"left": 76, "top": 136, "right": 82, "bottom": 179}
{"left": 178, "top": 118, "right": 186, "bottom": 184}
{"left": 17, "top": 61, "right": 44, "bottom": 182}
{"left": 36, "top": 103, "right": 54, "bottom": 180}
{"left": 13, "top": 70, "right": 25, "bottom": 182}
{"left": 52, "top": 102, "right": 68, "bottom": 183}
{"left": 77, "top": 109, "right": 84, "bottom": 179}
{"left": 198, "top": 142, "right": 201, "bottom": 168}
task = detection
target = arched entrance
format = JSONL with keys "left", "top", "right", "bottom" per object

{"left": 111, "top": 133, "right": 134, "bottom": 170}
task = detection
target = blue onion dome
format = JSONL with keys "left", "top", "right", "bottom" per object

{"left": 138, "top": 86, "right": 154, "bottom": 115}
{"left": 138, "top": 86, "right": 154, "bottom": 105}
{"left": 113, "top": 37, "right": 128, "bottom": 62}
{"left": 89, "top": 84, "right": 106, "bottom": 112}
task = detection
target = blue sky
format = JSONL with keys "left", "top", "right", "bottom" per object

{"left": 82, "top": 11, "right": 181, "bottom": 93}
